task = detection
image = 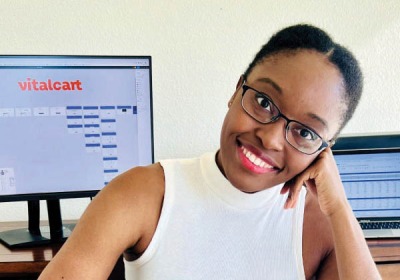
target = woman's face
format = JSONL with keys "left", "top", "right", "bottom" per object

{"left": 217, "top": 50, "right": 346, "bottom": 193}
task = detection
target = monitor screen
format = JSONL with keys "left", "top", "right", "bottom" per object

{"left": 0, "top": 55, "right": 153, "bottom": 247}
{"left": 0, "top": 55, "right": 153, "bottom": 201}
{"left": 334, "top": 149, "right": 400, "bottom": 219}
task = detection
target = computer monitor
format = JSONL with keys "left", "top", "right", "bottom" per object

{"left": 0, "top": 55, "right": 153, "bottom": 247}
{"left": 333, "top": 133, "right": 400, "bottom": 151}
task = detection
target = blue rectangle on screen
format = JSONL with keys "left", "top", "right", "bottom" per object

{"left": 84, "top": 124, "right": 100, "bottom": 128}
{"left": 104, "top": 169, "right": 118, "bottom": 173}
{"left": 67, "top": 124, "right": 83, "bottom": 128}
{"left": 83, "top": 106, "right": 99, "bottom": 110}
{"left": 84, "top": 115, "right": 99, "bottom": 119}
{"left": 85, "top": 143, "right": 101, "bottom": 147}
{"left": 117, "top": 106, "right": 132, "bottom": 109}
{"left": 133, "top": 106, "right": 137, "bottom": 114}
{"left": 66, "top": 106, "right": 82, "bottom": 110}
{"left": 100, "top": 106, "right": 115, "bottom": 110}
{"left": 67, "top": 116, "right": 82, "bottom": 119}
{"left": 101, "top": 119, "right": 116, "bottom": 123}
{"left": 103, "top": 157, "right": 118, "bottom": 161}
{"left": 85, "top": 134, "right": 100, "bottom": 137}
{"left": 103, "top": 144, "right": 117, "bottom": 148}
{"left": 102, "top": 132, "right": 117, "bottom": 136}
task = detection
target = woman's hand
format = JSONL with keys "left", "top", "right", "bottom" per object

{"left": 280, "top": 147, "right": 349, "bottom": 217}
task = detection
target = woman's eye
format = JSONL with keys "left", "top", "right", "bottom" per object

{"left": 298, "top": 128, "right": 317, "bottom": 141}
{"left": 255, "top": 94, "right": 271, "bottom": 111}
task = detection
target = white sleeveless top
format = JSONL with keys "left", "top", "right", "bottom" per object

{"left": 124, "top": 152, "right": 307, "bottom": 279}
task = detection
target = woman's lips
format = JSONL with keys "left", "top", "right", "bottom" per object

{"left": 237, "top": 144, "right": 280, "bottom": 174}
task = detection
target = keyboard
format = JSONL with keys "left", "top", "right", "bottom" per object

{"left": 360, "top": 221, "right": 400, "bottom": 230}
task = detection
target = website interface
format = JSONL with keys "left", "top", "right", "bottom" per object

{"left": 334, "top": 151, "right": 400, "bottom": 218}
{"left": 0, "top": 56, "right": 152, "bottom": 196}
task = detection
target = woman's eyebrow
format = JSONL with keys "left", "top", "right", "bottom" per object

{"left": 256, "top": 77, "right": 282, "bottom": 94}
{"left": 256, "top": 77, "right": 329, "bottom": 131}
{"left": 307, "top": 112, "right": 328, "bottom": 130}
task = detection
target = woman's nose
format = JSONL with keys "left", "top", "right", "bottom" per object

{"left": 254, "top": 117, "right": 287, "bottom": 152}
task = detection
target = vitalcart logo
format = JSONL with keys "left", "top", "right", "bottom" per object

{"left": 18, "top": 78, "right": 83, "bottom": 91}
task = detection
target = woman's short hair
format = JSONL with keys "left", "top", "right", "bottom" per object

{"left": 243, "top": 24, "right": 363, "bottom": 135}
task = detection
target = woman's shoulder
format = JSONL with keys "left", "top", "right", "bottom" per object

{"left": 38, "top": 163, "right": 166, "bottom": 279}
{"left": 102, "top": 163, "right": 165, "bottom": 218}
{"left": 110, "top": 163, "right": 165, "bottom": 194}
{"left": 75, "top": 162, "right": 166, "bottom": 253}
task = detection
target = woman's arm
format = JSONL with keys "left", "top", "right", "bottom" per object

{"left": 281, "top": 148, "right": 381, "bottom": 280}
{"left": 39, "top": 164, "right": 165, "bottom": 279}
{"left": 320, "top": 201, "right": 379, "bottom": 279}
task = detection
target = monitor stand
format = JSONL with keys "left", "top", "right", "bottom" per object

{"left": 0, "top": 199, "right": 75, "bottom": 248}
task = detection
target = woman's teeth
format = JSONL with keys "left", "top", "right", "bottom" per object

{"left": 241, "top": 147, "right": 273, "bottom": 169}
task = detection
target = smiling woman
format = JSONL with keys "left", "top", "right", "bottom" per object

{"left": 39, "top": 24, "right": 381, "bottom": 280}
{"left": 218, "top": 50, "right": 346, "bottom": 193}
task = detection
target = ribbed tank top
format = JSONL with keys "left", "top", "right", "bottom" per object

{"left": 124, "top": 152, "right": 306, "bottom": 279}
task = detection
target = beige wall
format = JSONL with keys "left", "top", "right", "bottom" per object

{"left": 1, "top": 0, "right": 399, "bottom": 221}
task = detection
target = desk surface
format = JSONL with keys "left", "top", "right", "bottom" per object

{"left": 0, "top": 223, "right": 55, "bottom": 278}
{"left": 0, "top": 221, "right": 399, "bottom": 279}
{"left": 368, "top": 238, "right": 400, "bottom": 279}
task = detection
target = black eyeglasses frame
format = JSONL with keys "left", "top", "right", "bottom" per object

{"left": 241, "top": 84, "right": 332, "bottom": 155}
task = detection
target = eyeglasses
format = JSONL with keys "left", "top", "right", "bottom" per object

{"left": 241, "top": 84, "right": 332, "bottom": 155}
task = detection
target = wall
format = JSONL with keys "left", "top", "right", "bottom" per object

{"left": 0, "top": 0, "right": 399, "bottom": 221}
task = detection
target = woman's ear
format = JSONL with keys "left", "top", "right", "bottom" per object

{"left": 236, "top": 75, "right": 244, "bottom": 90}
{"left": 228, "top": 75, "right": 245, "bottom": 108}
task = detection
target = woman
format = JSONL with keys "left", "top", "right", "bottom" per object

{"left": 40, "top": 24, "right": 381, "bottom": 279}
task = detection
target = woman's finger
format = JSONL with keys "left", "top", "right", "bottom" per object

{"left": 283, "top": 175, "right": 305, "bottom": 209}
